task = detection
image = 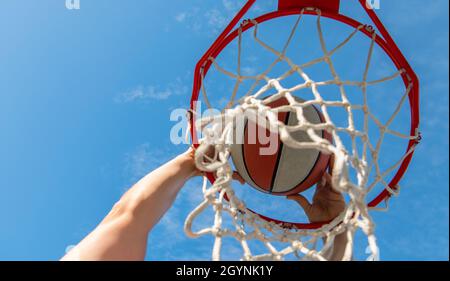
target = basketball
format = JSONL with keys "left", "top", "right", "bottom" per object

{"left": 230, "top": 96, "right": 332, "bottom": 196}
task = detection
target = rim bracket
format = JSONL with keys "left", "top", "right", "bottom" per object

{"left": 278, "top": 0, "right": 340, "bottom": 14}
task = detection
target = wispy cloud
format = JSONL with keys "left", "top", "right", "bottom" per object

{"left": 222, "top": 0, "right": 241, "bottom": 12}
{"left": 204, "top": 9, "right": 228, "bottom": 33}
{"left": 173, "top": 1, "right": 247, "bottom": 35}
{"left": 172, "top": 0, "right": 277, "bottom": 37}
{"left": 241, "top": 66, "right": 257, "bottom": 76}
{"left": 115, "top": 77, "right": 189, "bottom": 103}
{"left": 123, "top": 143, "right": 173, "bottom": 184}
{"left": 172, "top": 8, "right": 202, "bottom": 33}
{"left": 174, "top": 12, "right": 187, "bottom": 23}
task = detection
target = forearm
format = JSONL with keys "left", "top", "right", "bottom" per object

{"left": 327, "top": 231, "right": 351, "bottom": 261}
{"left": 61, "top": 150, "right": 197, "bottom": 261}
{"left": 111, "top": 151, "right": 196, "bottom": 231}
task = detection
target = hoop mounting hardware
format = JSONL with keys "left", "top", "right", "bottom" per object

{"left": 278, "top": 0, "right": 340, "bottom": 14}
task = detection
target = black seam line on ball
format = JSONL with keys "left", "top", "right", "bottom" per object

{"left": 270, "top": 111, "right": 290, "bottom": 193}
{"left": 271, "top": 106, "right": 325, "bottom": 194}
{"left": 242, "top": 119, "right": 260, "bottom": 189}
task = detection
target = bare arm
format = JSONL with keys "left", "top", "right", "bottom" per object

{"left": 61, "top": 149, "right": 197, "bottom": 261}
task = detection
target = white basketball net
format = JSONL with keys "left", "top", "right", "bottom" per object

{"left": 184, "top": 8, "right": 419, "bottom": 261}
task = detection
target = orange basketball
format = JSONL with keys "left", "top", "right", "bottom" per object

{"left": 231, "top": 96, "right": 332, "bottom": 196}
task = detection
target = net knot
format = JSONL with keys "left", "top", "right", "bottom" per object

{"left": 364, "top": 24, "right": 375, "bottom": 33}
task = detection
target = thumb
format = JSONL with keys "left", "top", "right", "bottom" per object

{"left": 287, "top": 194, "right": 312, "bottom": 212}
{"left": 232, "top": 171, "right": 245, "bottom": 185}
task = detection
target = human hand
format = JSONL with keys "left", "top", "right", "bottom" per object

{"left": 185, "top": 146, "right": 246, "bottom": 185}
{"left": 286, "top": 173, "right": 345, "bottom": 223}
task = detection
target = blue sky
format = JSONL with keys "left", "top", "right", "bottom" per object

{"left": 0, "top": 0, "right": 448, "bottom": 261}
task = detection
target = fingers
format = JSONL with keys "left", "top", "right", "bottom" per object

{"left": 322, "top": 172, "right": 332, "bottom": 187}
{"left": 318, "top": 172, "right": 340, "bottom": 193}
{"left": 286, "top": 194, "right": 312, "bottom": 214}
{"left": 316, "top": 173, "right": 345, "bottom": 202}
{"left": 317, "top": 172, "right": 332, "bottom": 190}
{"left": 232, "top": 172, "right": 245, "bottom": 184}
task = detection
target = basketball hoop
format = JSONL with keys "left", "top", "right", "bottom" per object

{"left": 185, "top": 0, "right": 420, "bottom": 261}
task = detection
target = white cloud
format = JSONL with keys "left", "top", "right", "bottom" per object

{"left": 175, "top": 12, "right": 187, "bottom": 23}
{"left": 241, "top": 66, "right": 257, "bottom": 76}
{"left": 123, "top": 143, "right": 173, "bottom": 184}
{"left": 116, "top": 86, "right": 170, "bottom": 102}
{"left": 222, "top": 0, "right": 242, "bottom": 12}
{"left": 115, "top": 77, "right": 189, "bottom": 103}
{"left": 174, "top": 1, "right": 245, "bottom": 35}
{"left": 204, "top": 9, "right": 228, "bottom": 32}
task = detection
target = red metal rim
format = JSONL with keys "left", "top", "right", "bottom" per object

{"left": 189, "top": 4, "right": 420, "bottom": 230}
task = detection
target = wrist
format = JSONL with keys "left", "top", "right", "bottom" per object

{"left": 176, "top": 148, "right": 199, "bottom": 178}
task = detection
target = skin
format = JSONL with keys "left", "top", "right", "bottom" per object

{"left": 61, "top": 149, "right": 346, "bottom": 261}
{"left": 287, "top": 172, "right": 348, "bottom": 261}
